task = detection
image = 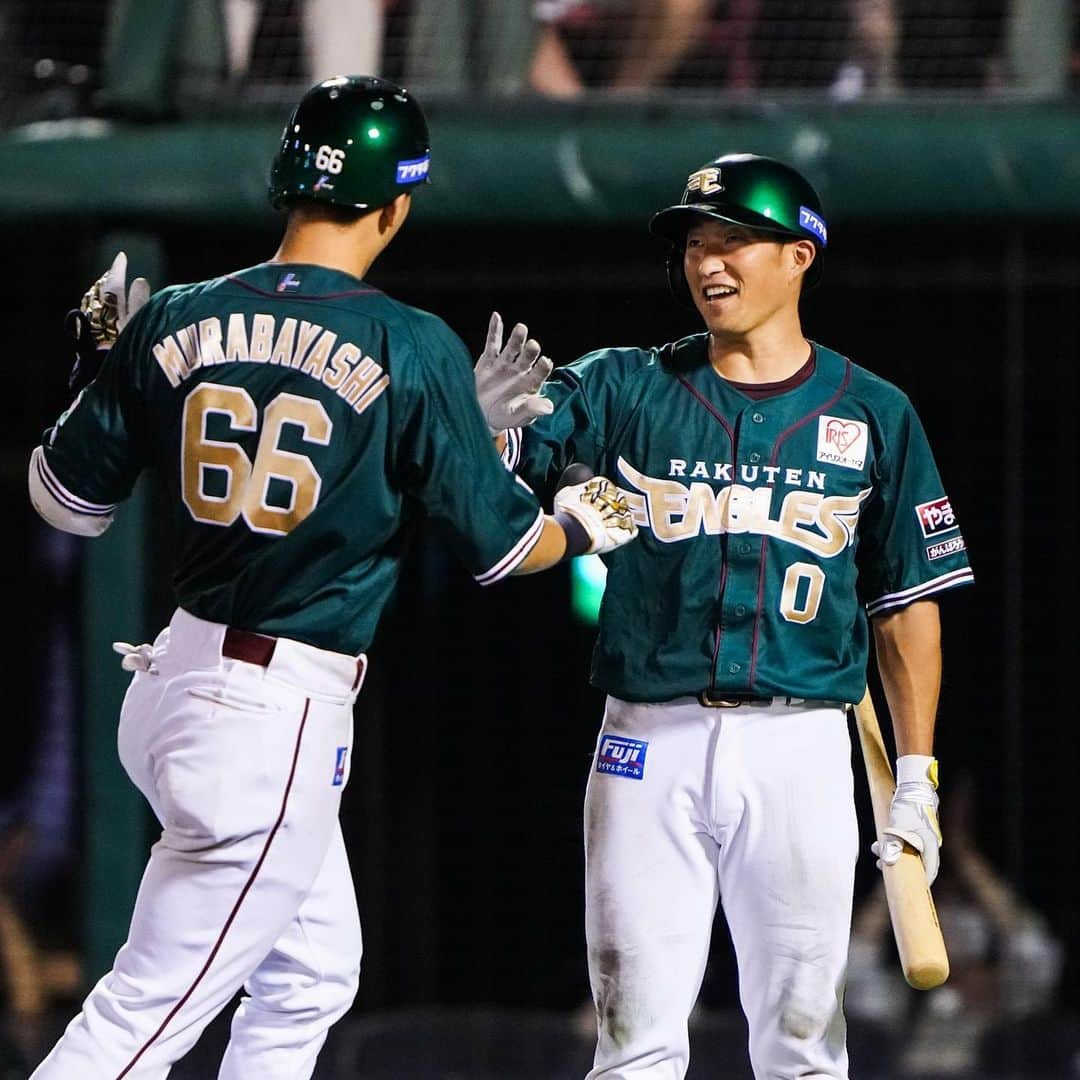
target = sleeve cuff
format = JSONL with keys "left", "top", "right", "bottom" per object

{"left": 866, "top": 567, "right": 974, "bottom": 617}
{"left": 500, "top": 427, "right": 523, "bottom": 472}
{"left": 28, "top": 446, "right": 116, "bottom": 537}
{"left": 473, "top": 508, "right": 545, "bottom": 586}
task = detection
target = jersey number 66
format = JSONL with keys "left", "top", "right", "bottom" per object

{"left": 181, "top": 382, "right": 331, "bottom": 537}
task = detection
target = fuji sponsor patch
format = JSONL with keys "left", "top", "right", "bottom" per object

{"left": 332, "top": 746, "right": 348, "bottom": 786}
{"left": 396, "top": 155, "right": 430, "bottom": 184}
{"left": 816, "top": 415, "right": 868, "bottom": 470}
{"left": 915, "top": 496, "right": 958, "bottom": 538}
{"left": 926, "top": 535, "right": 966, "bottom": 561}
{"left": 596, "top": 735, "right": 648, "bottom": 780}
{"left": 799, "top": 205, "right": 828, "bottom": 246}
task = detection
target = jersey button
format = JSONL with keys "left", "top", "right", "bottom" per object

{"left": 738, "top": 542, "right": 752, "bottom": 555}
{"left": 728, "top": 662, "right": 742, "bottom": 674}
{"left": 752, "top": 412, "right": 765, "bottom": 423}
{"left": 735, "top": 604, "right": 746, "bottom": 616}
{"left": 748, "top": 451, "right": 761, "bottom": 463}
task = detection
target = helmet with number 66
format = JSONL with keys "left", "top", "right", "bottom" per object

{"left": 268, "top": 75, "right": 431, "bottom": 212}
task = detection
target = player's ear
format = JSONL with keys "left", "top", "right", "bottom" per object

{"left": 378, "top": 193, "right": 412, "bottom": 236}
{"left": 790, "top": 240, "right": 816, "bottom": 282}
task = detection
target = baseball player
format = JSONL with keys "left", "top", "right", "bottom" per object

{"left": 478, "top": 153, "right": 973, "bottom": 1078}
{"left": 26, "top": 75, "right": 636, "bottom": 1079}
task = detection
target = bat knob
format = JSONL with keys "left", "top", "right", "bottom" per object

{"left": 557, "top": 463, "right": 595, "bottom": 490}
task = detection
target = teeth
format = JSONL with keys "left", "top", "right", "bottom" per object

{"left": 705, "top": 287, "right": 736, "bottom": 298}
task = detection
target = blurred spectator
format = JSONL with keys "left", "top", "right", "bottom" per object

{"left": 223, "top": 0, "right": 385, "bottom": 84}
{"left": 846, "top": 775, "right": 1075, "bottom": 1078}
{"left": 830, "top": 0, "right": 899, "bottom": 100}
{"left": 401, "top": 0, "right": 537, "bottom": 96}
{"left": 529, "top": 0, "right": 720, "bottom": 97}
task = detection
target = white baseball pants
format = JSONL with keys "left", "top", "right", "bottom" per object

{"left": 584, "top": 696, "right": 858, "bottom": 1080}
{"left": 32, "top": 608, "right": 364, "bottom": 1079}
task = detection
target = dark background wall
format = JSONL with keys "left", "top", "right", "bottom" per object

{"left": 5, "top": 215, "right": 1077, "bottom": 1014}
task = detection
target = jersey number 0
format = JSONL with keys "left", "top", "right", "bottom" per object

{"left": 181, "top": 382, "right": 332, "bottom": 536}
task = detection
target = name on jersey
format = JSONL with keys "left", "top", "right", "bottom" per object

{"left": 618, "top": 457, "right": 870, "bottom": 556}
{"left": 152, "top": 314, "right": 389, "bottom": 416}
{"left": 915, "top": 496, "right": 958, "bottom": 538}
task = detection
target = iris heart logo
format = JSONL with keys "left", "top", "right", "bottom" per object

{"left": 816, "top": 415, "right": 868, "bottom": 470}
{"left": 825, "top": 419, "right": 861, "bottom": 454}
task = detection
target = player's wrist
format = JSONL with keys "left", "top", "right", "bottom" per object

{"left": 553, "top": 510, "right": 593, "bottom": 558}
{"left": 896, "top": 755, "right": 938, "bottom": 788}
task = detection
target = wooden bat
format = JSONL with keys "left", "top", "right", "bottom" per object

{"left": 853, "top": 688, "right": 950, "bottom": 990}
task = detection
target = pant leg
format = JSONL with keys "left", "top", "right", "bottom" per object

{"left": 585, "top": 698, "right": 720, "bottom": 1079}
{"left": 717, "top": 706, "right": 858, "bottom": 1080}
{"left": 219, "top": 822, "right": 361, "bottom": 1079}
{"left": 32, "top": 648, "right": 354, "bottom": 1079}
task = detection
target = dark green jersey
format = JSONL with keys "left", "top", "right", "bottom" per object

{"left": 506, "top": 333, "right": 973, "bottom": 704}
{"left": 39, "top": 263, "right": 544, "bottom": 654}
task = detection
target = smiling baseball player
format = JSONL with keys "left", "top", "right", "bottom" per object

{"left": 481, "top": 153, "right": 973, "bottom": 1078}
{"left": 26, "top": 76, "right": 635, "bottom": 1079}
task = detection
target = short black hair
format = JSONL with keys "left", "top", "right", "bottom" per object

{"left": 280, "top": 196, "right": 375, "bottom": 226}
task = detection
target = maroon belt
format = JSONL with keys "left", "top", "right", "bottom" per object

{"left": 222, "top": 627, "right": 277, "bottom": 667}
{"left": 222, "top": 626, "right": 366, "bottom": 690}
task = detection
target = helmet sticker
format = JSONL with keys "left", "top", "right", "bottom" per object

{"left": 686, "top": 167, "right": 723, "bottom": 196}
{"left": 396, "top": 155, "right": 430, "bottom": 184}
{"left": 799, "top": 206, "right": 828, "bottom": 246}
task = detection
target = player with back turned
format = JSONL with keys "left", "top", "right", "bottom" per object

{"left": 477, "top": 154, "right": 973, "bottom": 1078}
{"left": 26, "top": 76, "right": 636, "bottom": 1078}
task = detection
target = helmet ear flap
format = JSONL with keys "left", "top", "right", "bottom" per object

{"left": 666, "top": 248, "right": 696, "bottom": 308}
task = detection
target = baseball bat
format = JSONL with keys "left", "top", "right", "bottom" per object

{"left": 853, "top": 688, "right": 950, "bottom": 990}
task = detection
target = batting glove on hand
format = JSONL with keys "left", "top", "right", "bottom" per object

{"left": 474, "top": 311, "right": 554, "bottom": 434}
{"left": 80, "top": 250, "right": 151, "bottom": 346}
{"left": 65, "top": 251, "right": 151, "bottom": 395}
{"left": 554, "top": 476, "right": 638, "bottom": 555}
{"left": 872, "top": 755, "right": 942, "bottom": 886}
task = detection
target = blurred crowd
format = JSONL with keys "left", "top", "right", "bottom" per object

{"left": 1, "top": 0, "right": 1078, "bottom": 125}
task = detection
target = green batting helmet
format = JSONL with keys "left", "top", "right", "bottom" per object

{"left": 649, "top": 153, "right": 827, "bottom": 304}
{"left": 269, "top": 75, "right": 431, "bottom": 212}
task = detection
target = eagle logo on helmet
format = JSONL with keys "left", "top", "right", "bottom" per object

{"left": 686, "top": 167, "right": 723, "bottom": 197}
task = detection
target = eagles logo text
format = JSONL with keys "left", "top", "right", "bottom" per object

{"left": 618, "top": 457, "right": 870, "bottom": 556}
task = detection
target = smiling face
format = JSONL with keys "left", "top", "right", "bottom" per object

{"left": 683, "top": 216, "right": 815, "bottom": 340}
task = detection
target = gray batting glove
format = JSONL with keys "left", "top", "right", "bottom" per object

{"left": 872, "top": 755, "right": 942, "bottom": 886}
{"left": 474, "top": 311, "right": 554, "bottom": 435}
{"left": 80, "top": 250, "right": 151, "bottom": 347}
{"left": 554, "top": 477, "right": 638, "bottom": 555}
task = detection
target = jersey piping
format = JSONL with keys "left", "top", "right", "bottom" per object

{"left": 473, "top": 507, "right": 546, "bottom": 586}
{"left": 866, "top": 567, "right": 975, "bottom": 617}
{"left": 225, "top": 271, "right": 382, "bottom": 302}
{"left": 748, "top": 359, "right": 853, "bottom": 690}
{"left": 34, "top": 450, "right": 117, "bottom": 517}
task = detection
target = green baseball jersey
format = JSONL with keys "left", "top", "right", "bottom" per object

{"left": 506, "top": 333, "right": 973, "bottom": 704}
{"left": 38, "top": 263, "right": 544, "bottom": 654}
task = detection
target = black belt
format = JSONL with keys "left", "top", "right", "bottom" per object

{"left": 698, "top": 690, "right": 774, "bottom": 708}
{"left": 697, "top": 690, "right": 837, "bottom": 709}
{"left": 222, "top": 627, "right": 277, "bottom": 667}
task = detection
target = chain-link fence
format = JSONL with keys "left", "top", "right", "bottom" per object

{"left": 1, "top": 0, "right": 1076, "bottom": 126}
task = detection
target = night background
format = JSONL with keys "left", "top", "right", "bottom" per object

{"left": 0, "top": 2, "right": 1078, "bottom": 1077}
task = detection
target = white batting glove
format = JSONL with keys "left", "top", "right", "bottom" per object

{"left": 872, "top": 755, "right": 942, "bottom": 886}
{"left": 80, "top": 251, "right": 151, "bottom": 347}
{"left": 554, "top": 476, "right": 638, "bottom": 555}
{"left": 474, "top": 311, "right": 554, "bottom": 434}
